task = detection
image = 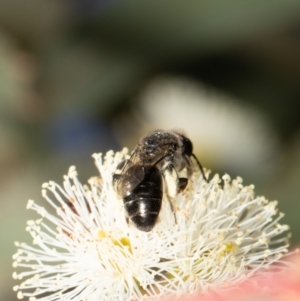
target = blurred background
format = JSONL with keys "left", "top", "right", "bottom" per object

{"left": 1, "top": 1, "right": 300, "bottom": 299}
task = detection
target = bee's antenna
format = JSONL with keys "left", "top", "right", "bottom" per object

{"left": 191, "top": 153, "right": 208, "bottom": 183}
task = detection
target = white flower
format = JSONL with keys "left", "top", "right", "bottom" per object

{"left": 13, "top": 149, "right": 290, "bottom": 301}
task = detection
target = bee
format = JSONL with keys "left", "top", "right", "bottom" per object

{"left": 113, "top": 130, "right": 207, "bottom": 232}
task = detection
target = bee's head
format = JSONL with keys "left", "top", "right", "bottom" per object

{"left": 178, "top": 134, "right": 193, "bottom": 156}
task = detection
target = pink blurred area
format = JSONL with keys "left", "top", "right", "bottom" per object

{"left": 163, "top": 251, "right": 300, "bottom": 301}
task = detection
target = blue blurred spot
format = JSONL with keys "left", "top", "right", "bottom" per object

{"left": 46, "top": 113, "right": 119, "bottom": 158}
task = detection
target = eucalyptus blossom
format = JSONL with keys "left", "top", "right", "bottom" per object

{"left": 13, "top": 149, "right": 290, "bottom": 301}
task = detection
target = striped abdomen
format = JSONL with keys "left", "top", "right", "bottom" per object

{"left": 123, "top": 166, "right": 162, "bottom": 232}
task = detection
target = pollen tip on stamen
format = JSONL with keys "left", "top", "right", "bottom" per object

{"left": 26, "top": 200, "right": 34, "bottom": 209}
{"left": 281, "top": 224, "right": 289, "bottom": 231}
{"left": 92, "top": 153, "right": 98, "bottom": 159}
{"left": 41, "top": 189, "right": 47, "bottom": 197}
{"left": 236, "top": 176, "right": 243, "bottom": 183}
{"left": 87, "top": 177, "right": 97, "bottom": 186}
{"left": 212, "top": 173, "right": 220, "bottom": 182}
{"left": 41, "top": 182, "right": 49, "bottom": 189}
{"left": 122, "top": 147, "right": 129, "bottom": 153}
{"left": 204, "top": 169, "right": 211, "bottom": 178}
{"left": 68, "top": 166, "right": 77, "bottom": 177}
{"left": 105, "top": 150, "right": 114, "bottom": 157}
{"left": 269, "top": 200, "right": 278, "bottom": 208}
{"left": 98, "top": 229, "right": 107, "bottom": 239}
{"left": 264, "top": 249, "right": 271, "bottom": 257}
{"left": 92, "top": 153, "right": 102, "bottom": 165}
{"left": 222, "top": 174, "right": 231, "bottom": 182}
{"left": 17, "top": 291, "right": 23, "bottom": 299}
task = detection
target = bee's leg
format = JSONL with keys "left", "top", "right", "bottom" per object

{"left": 164, "top": 163, "right": 188, "bottom": 193}
{"left": 112, "top": 174, "right": 120, "bottom": 189}
{"left": 162, "top": 164, "right": 178, "bottom": 224}
{"left": 163, "top": 164, "right": 178, "bottom": 198}
{"left": 166, "top": 195, "right": 177, "bottom": 224}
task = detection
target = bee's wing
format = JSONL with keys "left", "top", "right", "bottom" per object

{"left": 117, "top": 164, "right": 145, "bottom": 197}
{"left": 116, "top": 149, "right": 146, "bottom": 197}
{"left": 142, "top": 143, "right": 173, "bottom": 166}
{"left": 115, "top": 144, "right": 171, "bottom": 198}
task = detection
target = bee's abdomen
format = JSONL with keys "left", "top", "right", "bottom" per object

{"left": 124, "top": 167, "right": 162, "bottom": 232}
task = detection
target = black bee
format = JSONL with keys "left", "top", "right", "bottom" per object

{"left": 113, "top": 130, "right": 207, "bottom": 232}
